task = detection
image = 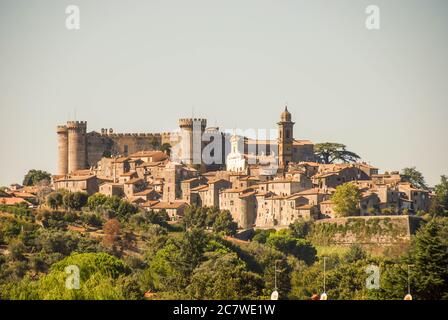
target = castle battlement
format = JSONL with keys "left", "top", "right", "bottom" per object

{"left": 178, "top": 118, "right": 207, "bottom": 128}
{"left": 67, "top": 121, "right": 87, "bottom": 129}
{"left": 57, "top": 125, "right": 68, "bottom": 133}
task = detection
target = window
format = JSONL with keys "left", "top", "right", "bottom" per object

{"left": 124, "top": 145, "right": 129, "bottom": 155}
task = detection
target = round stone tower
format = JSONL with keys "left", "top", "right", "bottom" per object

{"left": 67, "top": 121, "right": 87, "bottom": 173}
{"left": 178, "top": 118, "right": 207, "bottom": 166}
{"left": 57, "top": 125, "right": 69, "bottom": 175}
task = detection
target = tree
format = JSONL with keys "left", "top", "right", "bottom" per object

{"left": 182, "top": 205, "right": 207, "bottom": 229}
{"left": 2, "top": 253, "right": 134, "bottom": 300}
{"left": 160, "top": 143, "right": 172, "bottom": 156}
{"left": 63, "top": 192, "right": 88, "bottom": 210}
{"left": 266, "top": 230, "right": 317, "bottom": 265}
{"left": 22, "top": 170, "right": 51, "bottom": 186}
{"left": 186, "top": 252, "right": 262, "bottom": 299}
{"left": 212, "top": 210, "right": 237, "bottom": 236}
{"left": 103, "top": 219, "right": 121, "bottom": 248}
{"left": 289, "top": 219, "right": 312, "bottom": 239}
{"left": 252, "top": 229, "right": 276, "bottom": 244}
{"left": 314, "top": 143, "right": 361, "bottom": 164}
{"left": 87, "top": 193, "right": 108, "bottom": 211}
{"left": 401, "top": 167, "right": 429, "bottom": 190}
{"left": 116, "top": 201, "right": 138, "bottom": 220}
{"left": 371, "top": 219, "right": 448, "bottom": 300}
{"left": 331, "top": 183, "right": 362, "bottom": 217}
{"left": 430, "top": 175, "right": 448, "bottom": 217}
{"left": 46, "top": 192, "right": 63, "bottom": 210}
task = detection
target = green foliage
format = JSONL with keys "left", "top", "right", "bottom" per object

{"left": 87, "top": 193, "right": 109, "bottom": 211}
{"left": 266, "top": 229, "right": 317, "bottom": 265}
{"left": 116, "top": 201, "right": 138, "bottom": 220}
{"left": 372, "top": 218, "right": 448, "bottom": 300}
{"left": 212, "top": 210, "right": 237, "bottom": 236}
{"left": 252, "top": 229, "right": 276, "bottom": 244}
{"left": 430, "top": 175, "right": 448, "bottom": 217}
{"left": 2, "top": 253, "right": 135, "bottom": 300}
{"left": 22, "top": 170, "right": 51, "bottom": 186}
{"left": 183, "top": 205, "right": 208, "bottom": 229}
{"left": 63, "top": 192, "right": 88, "bottom": 211}
{"left": 160, "top": 143, "right": 171, "bottom": 156}
{"left": 130, "top": 210, "right": 169, "bottom": 228}
{"left": 314, "top": 143, "right": 360, "bottom": 164}
{"left": 401, "top": 167, "right": 429, "bottom": 190}
{"left": 331, "top": 183, "right": 362, "bottom": 217}
{"left": 46, "top": 192, "right": 64, "bottom": 209}
{"left": 186, "top": 252, "right": 263, "bottom": 299}
{"left": 289, "top": 219, "right": 312, "bottom": 238}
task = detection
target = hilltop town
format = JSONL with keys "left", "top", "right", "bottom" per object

{"left": 31, "top": 107, "right": 430, "bottom": 231}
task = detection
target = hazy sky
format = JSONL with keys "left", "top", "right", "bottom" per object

{"left": 0, "top": 0, "right": 447, "bottom": 186}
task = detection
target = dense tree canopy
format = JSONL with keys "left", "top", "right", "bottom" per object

{"left": 314, "top": 143, "right": 361, "bottom": 164}
{"left": 22, "top": 170, "right": 52, "bottom": 186}
{"left": 430, "top": 175, "right": 448, "bottom": 217}
{"left": 401, "top": 167, "right": 429, "bottom": 190}
{"left": 331, "top": 183, "right": 362, "bottom": 217}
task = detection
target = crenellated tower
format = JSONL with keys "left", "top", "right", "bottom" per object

{"left": 178, "top": 118, "right": 207, "bottom": 166}
{"left": 67, "top": 121, "right": 88, "bottom": 173}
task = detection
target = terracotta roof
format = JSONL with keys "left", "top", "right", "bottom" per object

{"left": 129, "top": 151, "right": 166, "bottom": 158}
{"left": 268, "top": 179, "right": 295, "bottom": 184}
{"left": 137, "top": 161, "right": 165, "bottom": 168}
{"left": 152, "top": 201, "right": 187, "bottom": 210}
{"left": 124, "top": 178, "right": 145, "bottom": 185}
{"left": 141, "top": 200, "right": 160, "bottom": 207}
{"left": 239, "top": 191, "right": 257, "bottom": 198}
{"left": 320, "top": 199, "right": 334, "bottom": 205}
{"left": 181, "top": 178, "right": 199, "bottom": 184}
{"left": 113, "top": 157, "right": 130, "bottom": 163}
{"left": 134, "top": 189, "right": 158, "bottom": 196}
{"left": 296, "top": 188, "right": 331, "bottom": 196}
{"left": 0, "top": 197, "right": 30, "bottom": 206}
{"left": 12, "top": 192, "right": 36, "bottom": 199}
{"left": 190, "top": 185, "right": 208, "bottom": 192}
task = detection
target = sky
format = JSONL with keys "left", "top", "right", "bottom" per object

{"left": 0, "top": 0, "right": 447, "bottom": 186}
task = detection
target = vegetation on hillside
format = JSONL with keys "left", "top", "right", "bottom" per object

{"left": 1, "top": 186, "right": 448, "bottom": 300}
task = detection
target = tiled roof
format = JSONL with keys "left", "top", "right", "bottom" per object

{"left": 152, "top": 201, "right": 187, "bottom": 209}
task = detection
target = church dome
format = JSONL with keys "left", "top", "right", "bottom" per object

{"left": 280, "top": 106, "right": 291, "bottom": 122}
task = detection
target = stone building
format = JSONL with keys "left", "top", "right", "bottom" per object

{"left": 219, "top": 188, "right": 257, "bottom": 229}
{"left": 54, "top": 174, "right": 98, "bottom": 195}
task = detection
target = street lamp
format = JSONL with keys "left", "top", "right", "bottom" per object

{"left": 271, "top": 260, "right": 281, "bottom": 300}
{"left": 320, "top": 256, "right": 328, "bottom": 300}
{"left": 404, "top": 265, "right": 413, "bottom": 300}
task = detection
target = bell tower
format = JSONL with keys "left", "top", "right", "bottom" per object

{"left": 277, "top": 106, "right": 294, "bottom": 168}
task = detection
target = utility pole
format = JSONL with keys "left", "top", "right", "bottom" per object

{"left": 321, "top": 256, "right": 328, "bottom": 300}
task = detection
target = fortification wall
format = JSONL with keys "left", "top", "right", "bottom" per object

{"left": 85, "top": 131, "right": 174, "bottom": 166}
{"left": 309, "top": 215, "right": 423, "bottom": 246}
